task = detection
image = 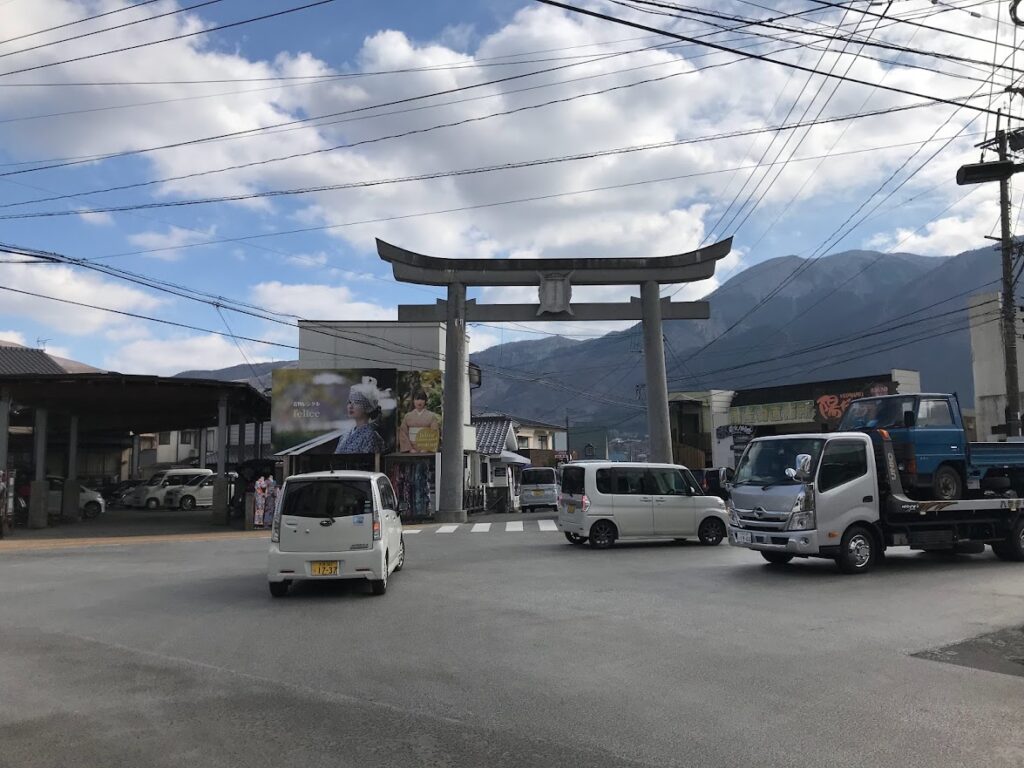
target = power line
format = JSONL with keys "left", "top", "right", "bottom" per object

{"left": 0, "top": 123, "right": 986, "bottom": 220}
{"left": 0, "top": 0, "right": 160, "bottom": 47}
{"left": 0, "top": 0, "right": 227, "bottom": 62}
{"left": 0, "top": 1, "right": 337, "bottom": 79}
{"left": 534, "top": 0, "right": 1007, "bottom": 115}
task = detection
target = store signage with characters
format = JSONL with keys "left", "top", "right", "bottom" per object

{"left": 728, "top": 400, "right": 815, "bottom": 426}
{"left": 814, "top": 381, "right": 893, "bottom": 427}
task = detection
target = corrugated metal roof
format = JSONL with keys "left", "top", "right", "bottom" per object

{"left": 471, "top": 415, "right": 512, "bottom": 456}
{"left": 0, "top": 346, "right": 67, "bottom": 375}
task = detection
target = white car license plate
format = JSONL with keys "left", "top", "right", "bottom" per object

{"left": 735, "top": 530, "right": 752, "bottom": 545}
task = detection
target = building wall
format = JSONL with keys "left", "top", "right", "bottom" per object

{"left": 568, "top": 426, "right": 609, "bottom": 460}
{"left": 298, "top": 321, "right": 445, "bottom": 372}
{"left": 970, "top": 292, "right": 1024, "bottom": 440}
{"left": 515, "top": 424, "right": 566, "bottom": 451}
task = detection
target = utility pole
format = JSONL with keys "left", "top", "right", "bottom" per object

{"left": 565, "top": 409, "right": 570, "bottom": 460}
{"left": 998, "top": 127, "right": 1022, "bottom": 437}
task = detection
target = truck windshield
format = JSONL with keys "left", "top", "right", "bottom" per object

{"left": 839, "top": 397, "right": 916, "bottom": 430}
{"left": 734, "top": 439, "right": 826, "bottom": 486}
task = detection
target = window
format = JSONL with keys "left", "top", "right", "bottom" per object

{"left": 538, "top": 435, "right": 548, "bottom": 449}
{"left": 521, "top": 468, "right": 556, "bottom": 486}
{"left": 158, "top": 432, "right": 171, "bottom": 446}
{"left": 180, "top": 431, "right": 192, "bottom": 445}
{"left": 281, "top": 479, "right": 373, "bottom": 518}
{"left": 647, "top": 468, "right": 690, "bottom": 495}
{"left": 561, "top": 466, "right": 585, "bottom": 495}
{"left": 817, "top": 441, "right": 868, "bottom": 492}
{"left": 517, "top": 436, "right": 529, "bottom": 449}
{"left": 917, "top": 398, "right": 954, "bottom": 427}
{"left": 376, "top": 477, "right": 397, "bottom": 511}
{"left": 584, "top": 443, "right": 595, "bottom": 458}
{"left": 207, "top": 428, "right": 216, "bottom": 445}
{"left": 596, "top": 467, "right": 647, "bottom": 495}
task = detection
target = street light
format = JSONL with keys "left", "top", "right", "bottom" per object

{"left": 955, "top": 159, "right": 1022, "bottom": 185}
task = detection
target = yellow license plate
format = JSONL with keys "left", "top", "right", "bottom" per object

{"left": 310, "top": 561, "right": 339, "bottom": 576}
{"left": 532, "top": 490, "right": 543, "bottom": 496}
{"left": 567, "top": 504, "right": 576, "bottom": 514}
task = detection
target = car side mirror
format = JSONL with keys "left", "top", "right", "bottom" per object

{"left": 903, "top": 410, "right": 917, "bottom": 428}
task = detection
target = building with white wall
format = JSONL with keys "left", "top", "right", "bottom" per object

{"left": 970, "top": 291, "right": 1024, "bottom": 440}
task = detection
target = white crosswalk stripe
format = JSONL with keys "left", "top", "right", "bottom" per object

{"left": 403, "top": 529, "right": 422, "bottom": 534}
{"left": 403, "top": 520, "right": 559, "bottom": 535}
{"left": 436, "top": 524, "right": 460, "bottom": 534}
{"left": 470, "top": 523, "right": 491, "bottom": 533}
{"left": 505, "top": 521, "right": 524, "bottom": 532}
{"left": 537, "top": 519, "right": 558, "bottom": 531}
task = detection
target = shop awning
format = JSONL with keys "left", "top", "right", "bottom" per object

{"left": 499, "top": 450, "right": 531, "bottom": 465}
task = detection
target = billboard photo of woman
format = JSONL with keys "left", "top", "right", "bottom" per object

{"left": 396, "top": 370, "right": 442, "bottom": 454}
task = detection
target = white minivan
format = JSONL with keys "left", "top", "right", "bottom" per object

{"left": 267, "top": 471, "right": 405, "bottom": 597}
{"left": 557, "top": 461, "right": 729, "bottom": 548}
{"left": 127, "top": 468, "right": 212, "bottom": 509}
{"left": 520, "top": 466, "right": 559, "bottom": 512}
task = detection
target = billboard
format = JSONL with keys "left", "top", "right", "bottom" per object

{"left": 272, "top": 369, "right": 443, "bottom": 457}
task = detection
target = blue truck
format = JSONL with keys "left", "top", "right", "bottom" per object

{"left": 837, "top": 392, "right": 1024, "bottom": 500}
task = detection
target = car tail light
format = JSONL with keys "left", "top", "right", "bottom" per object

{"left": 581, "top": 494, "right": 591, "bottom": 513}
{"left": 372, "top": 506, "right": 382, "bottom": 540}
{"left": 271, "top": 505, "right": 281, "bottom": 543}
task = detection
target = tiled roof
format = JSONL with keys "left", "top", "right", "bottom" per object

{"left": 472, "top": 415, "right": 512, "bottom": 456}
{"left": 0, "top": 346, "right": 67, "bottom": 375}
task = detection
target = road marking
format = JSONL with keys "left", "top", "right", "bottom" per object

{"left": 537, "top": 519, "right": 558, "bottom": 531}
{"left": 0, "top": 530, "right": 269, "bottom": 552}
{"left": 436, "top": 524, "right": 459, "bottom": 533}
{"left": 505, "top": 521, "right": 524, "bottom": 532}
{"left": 470, "top": 523, "right": 491, "bottom": 533}
{"left": 402, "top": 529, "right": 422, "bottom": 534}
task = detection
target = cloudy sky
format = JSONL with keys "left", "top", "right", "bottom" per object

{"left": 0, "top": 0, "right": 1016, "bottom": 373}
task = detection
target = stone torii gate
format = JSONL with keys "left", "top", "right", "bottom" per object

{"left": 377, "top": 236, "right": 734, "bottom": 523}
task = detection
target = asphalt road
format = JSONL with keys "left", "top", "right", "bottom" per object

{"left": 2, "top": 526, "right": 1023, "bottom": 768}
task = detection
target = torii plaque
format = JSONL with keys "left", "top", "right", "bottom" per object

{"left": 377, "top": 236, "right": 734, "bottom": 523}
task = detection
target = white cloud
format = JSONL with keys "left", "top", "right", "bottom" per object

{"left": 103, "top": 333, "right": 271, "bottom": 376}
{"left": 286, "top": 251, "right": 329, "bottom": 269}
{"left": 127, "top": 225, "right": 217, "bottom": 261}
{"left": 250, "top": 281, "right": 395, "bottom": 321}
{"left": 0, "top": 263, "right": 161, "bottom": 336}
{"left": 77, "top": 210, "right": 114, "bottom": 226}
{"left": 864, "top": 192, "right": 999, "bottom": 256}
{"left": 0, "top": 330, "right": 26, "bottom": 346}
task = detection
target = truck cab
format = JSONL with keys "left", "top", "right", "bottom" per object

{"left": 839, "top": 393, "right": 968, "bottom": 500}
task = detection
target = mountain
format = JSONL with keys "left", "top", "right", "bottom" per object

{"left": 469, "top": 245, "right": 1003, "bottom": 432}
{"left": 175, "top": 360, "right": 297, "bottom": 391}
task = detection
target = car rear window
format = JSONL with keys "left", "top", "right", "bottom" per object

{"left": 281, "top": 479, "right": 373, "bottom": 518}
{"left": 521, "top": 468, "right": 556, "bottom": 485}
{"left": 560, "top": 466, "right": 585, "bottom": 495}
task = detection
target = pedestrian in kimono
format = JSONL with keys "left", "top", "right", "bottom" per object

{"left": 253, "top": 472, "right": 269, "bottom": 528}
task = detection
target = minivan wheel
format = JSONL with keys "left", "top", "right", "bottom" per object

{"left": 564, "top": 532, "right": 586, "bottom": 545}
{"left": 145, "top": 498, "right": 159, "bottom": 510}
{"left": 588, "top": 520, "right": 617, "bottom": 549}
{"left": 180, "top": 495, "right": 196, "bottom": 511}
{"left": 836, "top": 525, "right": 879, "bottom": 574}
{"left": 698, "top": 517, "right": 727, "bottom": 546}
{"left": 394, "top": 539, "right": 405, "bottom": 572}
{"left": 83, "top": 501, "right": 101, "bottom": 519}
{"left": 268, "top": 581, "right": 290, "bottom": 598}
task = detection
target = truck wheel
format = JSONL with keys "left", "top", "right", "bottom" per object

{"left": 991, "top": 519, "right": 1024, "bottom": 562}
{"left": 932, "top": 466, "right": 962, "bottom": 501}
{"left": 836, "top": 525, "right": 879, "bottom": 574}
{"left": 761, "top": 552, "right": 793, "bottom": 566}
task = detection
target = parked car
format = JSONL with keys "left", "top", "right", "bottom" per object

{"left": 520, "top": 466, "right": 559, "bottom": 512}
{"left": 126, "top": 468, "right": 213, "bottom": 509}
{"left": 267, "top": 471, "right": 405, "bottom": 597}
{"left": 556, "top": 461, "right": 728, "bottom": 549}
{"left": 105, "top": 480, "right": 140, "bottom": 506}
{"left": 165, "top": 473, "right": 236, "bottom": 510}
{"left": 690, "top": 467, "right": 734, "bottom": 500}
{"left": 46, "top": 477, "right": 105, "bottom": 519}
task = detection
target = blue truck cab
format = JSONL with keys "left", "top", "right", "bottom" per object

{"left": 838, "top": 393, "right": 1024, "bottom": 500}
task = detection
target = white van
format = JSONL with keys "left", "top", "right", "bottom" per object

{"left": 267, "top": 471, "right": 405, "bottom": 597}
{"left": 520, "top": 466, "right": 559, "bottom": 512}
{"left": 127, "top": 468, "right": 213, "bottom": 509}
{"left": 557, "top": 461, "right": 729, "bottom": 548}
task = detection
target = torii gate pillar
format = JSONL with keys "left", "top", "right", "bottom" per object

{"left": 378, "top": 236, "right": 733, "bottom": 521}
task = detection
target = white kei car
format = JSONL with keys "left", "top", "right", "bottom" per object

{"left": 267, "top": 471, "right": 405, "bottom": 597}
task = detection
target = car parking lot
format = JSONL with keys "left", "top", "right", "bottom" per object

{"left": 2, "top": 527, "right": 1023, "bottom": 768}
